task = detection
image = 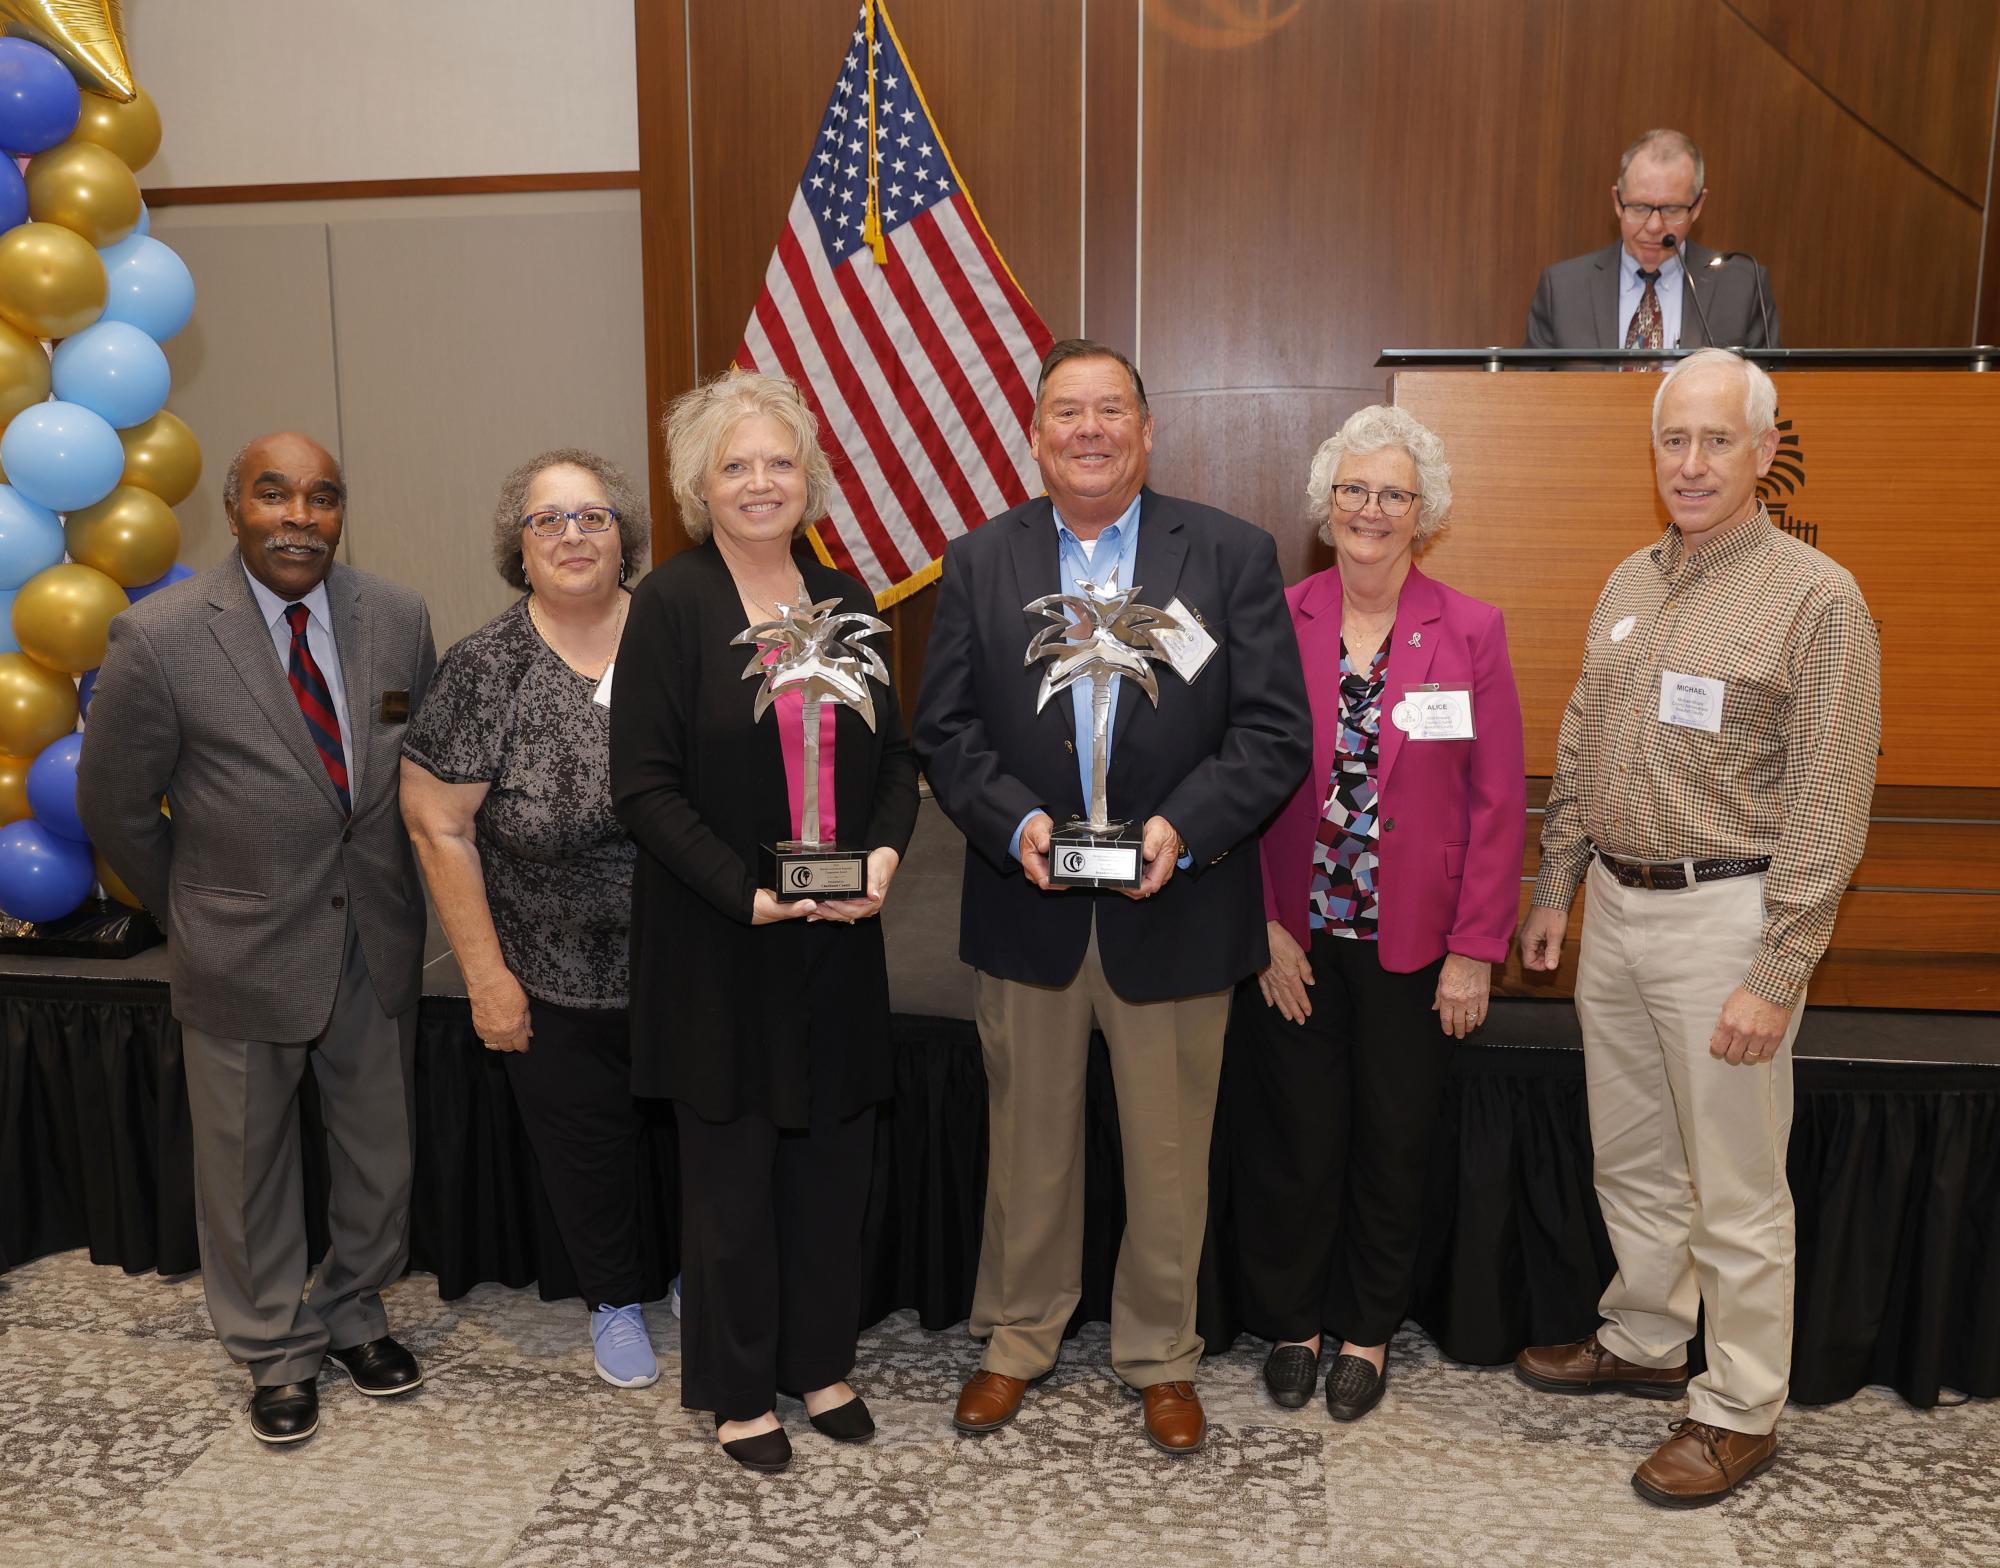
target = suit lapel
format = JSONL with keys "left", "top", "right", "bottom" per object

{"left": 1679, "top": 241, "right": 1712, "bottom": 347}
{"left": 1006, "top": 499, "right": 1078, "bottom": 758}
{"left": 1110, "top": 490, "right": 1187, "bottom": 750}
{"left": 328, "top": 566, "right": 372, "bottom": 805}
{"left": 1377, "top": 568, "right": 1443, "bottom": 794}
{"left": 1591, "top": 244, "right": 1620, "bottom": 349}
{"left": 207, "top": 559, "right": 348, "bottom": 815}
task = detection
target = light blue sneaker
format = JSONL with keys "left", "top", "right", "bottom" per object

{"left": 590, "top": 1303, "right": 658, "bottom": 1389}
{"left": 670, "top": 1273, "right": 682, "bottom": 1320}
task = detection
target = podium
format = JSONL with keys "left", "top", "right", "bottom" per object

{"left": 1382, "top": 349, "right": 2000, "bottom": 1010}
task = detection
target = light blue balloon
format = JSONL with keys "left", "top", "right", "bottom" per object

{"left": 0, "top": 401, "right": 124, "bottom": 513}
{"left": 97, "top": 233, "right": 195, "bottom": 344}
{"left": 26, "top": 733, "right": 86, "bottom": 841}
{"left": 0, "top": 818, "right": 94, "bottom": 922}
{"left": 51, "top": 321, "right": 172, "bottom": 430}
{"left": 133, "top": 201, "right": 149, "bottom": 237}
{"left": 0, "top": 485, "right": 64, "bottom": 590}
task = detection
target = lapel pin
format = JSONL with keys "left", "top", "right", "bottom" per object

{"left": 1408, "top": 631, "right": 1421, "bottom": 648}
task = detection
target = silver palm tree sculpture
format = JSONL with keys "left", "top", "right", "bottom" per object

{"left": 734, "top": 589, "right": 891, "bottom": 847}
{"left": 1024, "top": 571, "right": 1181, "bottom": 834}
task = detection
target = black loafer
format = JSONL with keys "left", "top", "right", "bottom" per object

{"left": 250, "top": 1380, "right": 319, "bottom": 1444}
{"left": 1263, "top": 1344, "right": 1321, "bottom": 1409}
{"left": 1325, "top": 1353, "right": 1386, "bottom": 1422}
{"left": 807, "top": 1394, "right": 876, "bottom": 1443}
{"left": 327, "top": 1335, "right": 423, "bottom": 1397}
{"left": 717, "top": 1417, "right": 792, "bottom": 1473}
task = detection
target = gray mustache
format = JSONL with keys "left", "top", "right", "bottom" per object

{"left": 264, "top": 534, "right": 330, "bottom": 554}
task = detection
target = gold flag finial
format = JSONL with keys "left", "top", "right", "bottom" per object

{"left": 0, "top": 0, "right": 135, "bottom": 102}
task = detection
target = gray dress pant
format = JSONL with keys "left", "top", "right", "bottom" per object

{"left": 180, "top": 920, "right": 418, "bottom": 1387}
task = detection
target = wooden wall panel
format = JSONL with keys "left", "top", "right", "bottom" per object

{"left": 636, "top": 0, "right": 695, "bottom": 564}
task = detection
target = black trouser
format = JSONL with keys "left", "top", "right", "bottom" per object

{"left": 1228, "top": 934, "right": 1452, "bottom": 1348}
{"left": 673, "top": 1099, "right": 876, "bottom": 1422}
{"left": 503, "top": 999, "right": 645, "bottom": 1308}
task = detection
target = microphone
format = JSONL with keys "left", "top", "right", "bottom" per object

{"left": 1661, "top": 233, "right": 1716, "bottom": 352}
{"left": 1707, "top": 250, "right": 1775, "bottom": 349}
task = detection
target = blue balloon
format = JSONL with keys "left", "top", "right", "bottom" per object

{"left": 0, "top": 589, "right": 16, "bottom": 655}
{"left": 0, "top": 157, "right": 25, "bottom": 236}
{"left": 97, "top": 234, "right": 196, "bottom": 344}
{"left": 26, "top": 733, "right": 85, "bottom": 841}
{"left": 133, "top": 201, "right": 150, "bottom": 237}
{"left": 0, "top": 818, "right": 94, "bottom": 922}
{"left": 127, "top": 561, "right": 194, "bottom": 603}
{"left": 0, "top": 39, "right": 81, "bottom": 156}
{"left": 76, "top": 665, "right": 94, "bottom": 715}
{"left": 0, "top": 485, "right": 64, "bottom": 589}
{"left": 0, "top": 401, "right": 124, "bottom": 512}
{"left": 52, "top": 321, "right": 172, "bottom": 429}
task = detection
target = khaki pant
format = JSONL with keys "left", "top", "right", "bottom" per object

{"left": 970, "top": 925, "right": 1230, "bottom": 1388}
{"left": 1575, "top": 857, "right": 1803, "bottom": 1435}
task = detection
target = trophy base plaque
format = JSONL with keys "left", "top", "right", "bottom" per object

{"left": 1047, "top": 822, "right": 1143, "bottom": 890}
{"left": 763, "top": 841, "right": 869, "bottom": 902}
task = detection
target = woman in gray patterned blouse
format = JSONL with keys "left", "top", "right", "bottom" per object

{"left": 400, "top": 449, "right": 660, "bottom": 1391}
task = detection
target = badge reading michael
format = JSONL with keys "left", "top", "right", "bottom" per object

{"left": 1391, "top": 686, "right": 1474, "bottom": 740}
{"left": 1657, "top": 671, "right": 1725, "bottom": 733}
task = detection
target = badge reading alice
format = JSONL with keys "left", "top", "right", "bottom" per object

{"left": 733, "top": 589, "right": 891, "bottom": 900}
{"left": 1024, "top": 573, "right": 1182, "bottom": 890}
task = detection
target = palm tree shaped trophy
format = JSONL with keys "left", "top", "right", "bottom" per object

{"left": 1024, "top": 571, "right": 1181, "bottom": 889}
{"left": 734, "top": 589, "right": 891, "bottom": 899}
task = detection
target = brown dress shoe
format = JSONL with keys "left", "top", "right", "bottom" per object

{"left": 1141, "top": 1381, "right": 1206, "bottom": 1454}
{"left": 1514, "top": 1331, "right": 1688, "bottom": 1398}
{"left": 1632, "top": 1418, "right": 1777, "bottom": 1507}
{"left": 954, "top": 1369, "right": 1034, "bottom": 1433}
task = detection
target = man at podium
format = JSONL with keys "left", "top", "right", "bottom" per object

{"left": 1525, "top": 128, "right": 1779, "bottom": 352}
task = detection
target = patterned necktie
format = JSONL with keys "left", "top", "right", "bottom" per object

{"left": 284, "top": 602, "right": 350, "bottom": 814}
{"left": 1625, "top": 268, "right": 1664, "bottom": 353}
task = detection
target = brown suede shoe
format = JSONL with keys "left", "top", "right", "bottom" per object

{"left": 1632, "top": 1418, "right": 1777, "bottom": 1507}
{"left": 1514, "top": 1331, "right": 1689, "bottom": 1399}
{"left": 1140, "top": 1380, "right": 1206, "bottom": 1454}
{"left": 953, "top": 1370, "right": 1035, "bottom": 1433}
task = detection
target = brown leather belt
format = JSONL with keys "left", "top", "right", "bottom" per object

{"left": 1595, "top": 849, "right": 1771, "bottom": 891}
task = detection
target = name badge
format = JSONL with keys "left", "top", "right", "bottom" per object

{"left": 379, "top": 689, "right": 410, "bottom": 723}
{"left": 1658, "top": 670, "right": 1724, "bottom": 733}
{"left": 593, "top": 662, "right": 615, "bottom": 709}
{"left": 1391, "top": 686, "right": 1474, "bottom": 740}
{"left": 1154, "top": 597, "right": 1216, "bottom": 684}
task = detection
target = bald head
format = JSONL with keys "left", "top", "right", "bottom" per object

{"left": 225, "top": 432, "right": 346, "bottom": 600}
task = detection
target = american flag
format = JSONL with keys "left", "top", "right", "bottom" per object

{"left": 734, "top": 0, "right": 1054, "bottom": 607}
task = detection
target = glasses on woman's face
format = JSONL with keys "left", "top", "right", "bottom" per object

{"left": 1330, "top": 483, "right": 1420, "bottom": 518}
{"left": 522, "top": 507, "right": 618, "bottom": 537}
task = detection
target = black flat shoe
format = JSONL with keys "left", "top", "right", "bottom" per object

{"left": 1325, "top": 1353, "right": 1386, "bottom": 1422}
{"left": 327, "top": 1335, "right": 423, "bottom": 1397}
{"left": 807, "top": 1395, "right": 876, "bottom": 1443}
{"left": 716, "top": 1417, "right": 792, "bottom": 1473}
{"left": 1263, "top": 1344, "right": 1321, "bottom": 1409}
{"left": 250, "top": 1380, "right": 319, "bottom": 1444}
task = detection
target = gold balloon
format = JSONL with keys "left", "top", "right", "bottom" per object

{"left": 0, "top": 752, "right": 29, "bottom": 825}
{"left": 0, "top": 652, "right": 77, "bottom": 755}
{"left": 0, "top": 316, "right": 49, "bottom": 437}
{"left": 118, "top": 409, "right": 202, "bottom": 507}
{"left": 0, "top": 222, "right": 106, "bottom": 339}
{"left": 11, "top": 562, "right": 126, "bottom": 674}
{"left": 95, "top": 847, "right": 141, "bottom": 907}
{"left": 64, "top": 486, "right": 179, "bottom": 588}
{"left": 26, "top": 141, "right": 141, "bottom": 248}
{"left": 0, "top": 0, "right": 135, "bottom": 101}
{"left": 71, "top": 81, "right": 158, "bottom": 171}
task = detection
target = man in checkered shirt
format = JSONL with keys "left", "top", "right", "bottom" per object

{"left": 1512, "top": 348, "right": 1881, "bottom": 1507}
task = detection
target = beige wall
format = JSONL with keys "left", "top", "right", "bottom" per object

{"left": 151, "top": 191, "right": 650, "bottom": 649}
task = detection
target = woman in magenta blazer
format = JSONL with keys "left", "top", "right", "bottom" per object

{"left": 1234, "top": 404, "right": 1525, "bottom": 1423}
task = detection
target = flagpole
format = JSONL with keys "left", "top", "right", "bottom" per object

{"left": 861, "top": 0, "right": 887, "bottom": 262}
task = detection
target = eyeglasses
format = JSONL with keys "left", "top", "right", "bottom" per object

{"left": 1618, "top": 199, "right": 1695, "bottom": 223}
{"left": 1330, "top": 483, "right": 1420, "bottom": 518}
{"left": 522, "top": 507, "right": 619, "bottom": 537}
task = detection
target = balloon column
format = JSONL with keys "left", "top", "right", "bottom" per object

{"left": 0, "top": 22, "right": 197, "bottom": 930}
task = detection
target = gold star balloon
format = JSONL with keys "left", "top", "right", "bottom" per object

{"left": 0, "top": 0, "right": 135, "bottom": 102}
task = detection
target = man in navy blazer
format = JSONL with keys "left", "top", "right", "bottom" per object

{"left": 1525, "top": 128, "right": 1779, "bottom": 351}
{"left": 915, "top": 339, "right": 1309, "bottom": 1453}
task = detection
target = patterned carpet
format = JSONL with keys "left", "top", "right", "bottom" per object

{"left": 2, "top": 1250, "right": 1995, "bottom": 1567}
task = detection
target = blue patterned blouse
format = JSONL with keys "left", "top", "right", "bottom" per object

{"left": 1307, "top": 642, "right": 1386, "bottom": 939}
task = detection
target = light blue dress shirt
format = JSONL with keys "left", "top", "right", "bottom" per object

{"left": 243, "top": 563, "right": 356, "bottom": 792}
{"left": 1618, "top": 248, "right": 1685, "bottom": 349}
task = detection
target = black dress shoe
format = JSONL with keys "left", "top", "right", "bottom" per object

{"left": 716, "top": 1417, "right": 792, "bottom": 1473}
{"left": 807, "top": 1395, "right": 876, "bottom": 1443}
{"left": 1263, "top": 1344, "right": 1321, "bottom": 1409}
{"left": 1325, "top": 1353, "right": 1386, "bottom": 1422}
{"left": 250, "top": 1381, "right": 319, "bottom": 1444}
{"left": 327, "top": 1335, "right": 423, "bottom": 1397}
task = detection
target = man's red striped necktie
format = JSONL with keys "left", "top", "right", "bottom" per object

{"left": 283, "top": 602, "right": 350, "bottom": 815}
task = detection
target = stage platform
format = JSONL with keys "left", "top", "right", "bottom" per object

{"left": 3, "top": 801, "right": 1996, "bottom": 1409}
